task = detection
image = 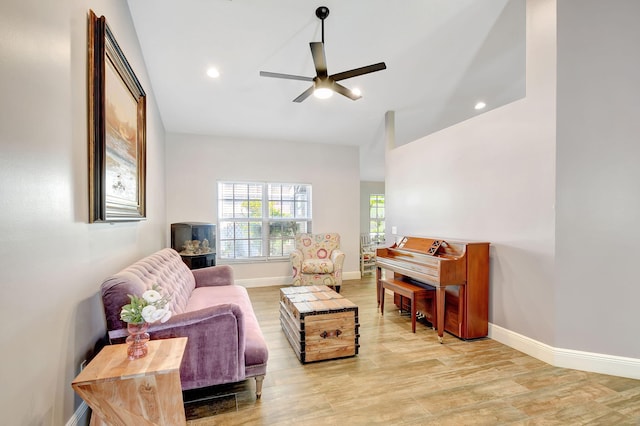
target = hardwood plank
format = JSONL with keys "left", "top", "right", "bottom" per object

{"left": 185, "top": 278, "right": 640, "bottom": 425}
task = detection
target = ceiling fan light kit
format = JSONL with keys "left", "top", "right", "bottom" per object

{"left": 314, "top": 86, "right": 333, "bottom": 99}
{"left": 260, "top": 6, "right": 386, "bottom": 103}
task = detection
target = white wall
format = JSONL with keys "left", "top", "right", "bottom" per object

{"left": 556, "top": 0, "right": 640, "bottom": 357}
{"left": 0, "top": 0, "right": 167, "bottom": 424}
{"left": 385, "top": 0, "right": 557, "bottom": 345}
{"left": 165, "top": 133, "right": 361, "bottom": 284}
{"left": 386, "top": 0, "right": 640, "bottom": 368}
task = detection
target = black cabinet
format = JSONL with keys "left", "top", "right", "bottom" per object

{"left": 180, "top": 252, "right": 215, "bottom": 269}
{"left": 170, "top": 222, "right": 216, "bottom": 270}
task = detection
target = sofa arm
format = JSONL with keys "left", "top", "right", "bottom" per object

{"left": 331, "top": 249, "right": 346, "bottom": 286}
{"left": 289, "top": 249, "right": 303, "bottom": 286}
{"left": 148, "top": 304, "right": 246, "bottom": 390}
{"left": 192, "top": 264, "right": 234, "bottom": 287}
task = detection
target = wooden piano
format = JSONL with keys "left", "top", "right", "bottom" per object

{"left": 376, "top": 236, "right": 489, "bottom": 342}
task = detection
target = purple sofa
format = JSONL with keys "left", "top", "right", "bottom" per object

{"left": 100, "top": 248, "right": 268, "bottom": 398}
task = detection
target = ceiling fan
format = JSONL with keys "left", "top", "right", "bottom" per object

{"left": 259, "top": 6, "right": 387, "bottom": 102}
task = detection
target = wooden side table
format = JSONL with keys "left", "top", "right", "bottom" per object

{"left": 72, "top": 337, "right": 188, "bottom": 426}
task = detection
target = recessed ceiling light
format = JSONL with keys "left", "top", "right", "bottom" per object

{"left": 474, "top": 101, "right": 486, "bottom": 110}
{"left": 206, "top": 67, "right": 220, "bottom": 78}
{"left": 351, "top": 88, "right": 362, "bottom": 97}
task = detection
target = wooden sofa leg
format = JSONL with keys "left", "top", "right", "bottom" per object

{"left": 255, "top": 375, "right": 265, "bottom": 399}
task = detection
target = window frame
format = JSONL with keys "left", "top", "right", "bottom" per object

{"left": 217, "top": 181, "right": 312, "bottom": 262}
{"left": 369, "top": 193, "right": 385, "bottom": 244}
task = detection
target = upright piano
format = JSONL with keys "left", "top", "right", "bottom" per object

{"left": 376, "top": 236, "right": 490, "bottom": 341}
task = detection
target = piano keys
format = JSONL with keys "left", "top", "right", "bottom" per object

{"left": 376, "top": 236, "right": 490, "bottom": 342}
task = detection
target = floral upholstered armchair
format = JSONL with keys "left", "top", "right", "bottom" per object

{"left": 289, "top": 233, "right": 346, "bottom": 293}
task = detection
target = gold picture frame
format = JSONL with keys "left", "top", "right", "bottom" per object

{"left": 88, "top": 10, "right": 146, "bottom": 222}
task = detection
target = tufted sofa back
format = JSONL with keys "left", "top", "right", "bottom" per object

{"left": 101, "top": 248, "right": 195, "bottom": 334}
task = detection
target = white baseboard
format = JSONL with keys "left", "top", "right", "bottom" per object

{"left": 65, "top": 401, "right": 89, "bottom": 426}
{"left": 489, "top": 323, "right": 640, "bottom": 380}
{"left": 235, "top": 275, "right": 290, "bottom": 288}
{"left": 236, "top": 270, "right": 362, "bottom": 288}
{"left": 343, "top": 270, "right": 362, "bottom": 281}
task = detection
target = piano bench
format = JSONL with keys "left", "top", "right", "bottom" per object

{"left": 380, "top": 279, "right": 435, "bottom": 333}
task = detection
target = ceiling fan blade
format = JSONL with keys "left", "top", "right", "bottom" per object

{"left": 333, "top": 82, "right": 362, "bottom": 101}
{"left": 310, "top": 42, "right": 328, "bottom": 78}
{"left": 259, "top": 71, "right": 314, "bottom": 82}
{"left": 330, "top": 62, "right": 387, "bottom": 82}
{"left": 293, "top": 86, "right": 315, "bottom": 103}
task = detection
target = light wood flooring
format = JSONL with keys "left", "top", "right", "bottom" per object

{"left": 186, "top": 277, "right": 640, "bottom": 425}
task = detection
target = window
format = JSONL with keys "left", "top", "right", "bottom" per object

{"left": 369, "top": 194, "right": 385, "bottom": 244}
{"left": 218, "top": 182, "right": 312, "bottom": 260}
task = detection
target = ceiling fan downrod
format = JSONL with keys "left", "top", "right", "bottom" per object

{"left": 315, "top": 6, "right": 329, "bottom": 44}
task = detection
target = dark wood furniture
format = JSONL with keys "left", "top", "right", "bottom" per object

{"left": 376, "top": 236, "right": 489, "bottom": 342}
{"left": 379, "top": 278, "right": 435, "bottom": 333}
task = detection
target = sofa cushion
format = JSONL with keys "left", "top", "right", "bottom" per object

{"left": 186, "top": 285, "right": 268, "bottom": 367}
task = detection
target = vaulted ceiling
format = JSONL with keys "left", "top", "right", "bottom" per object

{"left": 127, "top": 0, "right": 525, "bottom": 181}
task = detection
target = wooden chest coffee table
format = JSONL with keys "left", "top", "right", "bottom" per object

{"left": 280, "top": 285, "right": 359, "bottom": 363}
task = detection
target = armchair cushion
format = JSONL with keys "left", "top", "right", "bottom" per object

{"left": 290, "top": 233, "right": 345, "bottom": 290}
{"left": 301, "top": 258, "right": 335, "bottom": 274}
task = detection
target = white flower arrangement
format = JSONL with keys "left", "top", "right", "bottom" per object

{"left": 120, "top": 285, "right": 172, "bottom": 324}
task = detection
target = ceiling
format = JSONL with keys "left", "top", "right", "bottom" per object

{"left": 126, "top": 0, "right": 525, "bottom": 181}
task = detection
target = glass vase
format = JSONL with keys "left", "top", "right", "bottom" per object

{"left": 126, "top": 322, "right": 150, "bottom": 360}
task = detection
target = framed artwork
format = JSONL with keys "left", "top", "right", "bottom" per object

{"left": 88, "top": 10, "right": 146, "bottom": 222}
